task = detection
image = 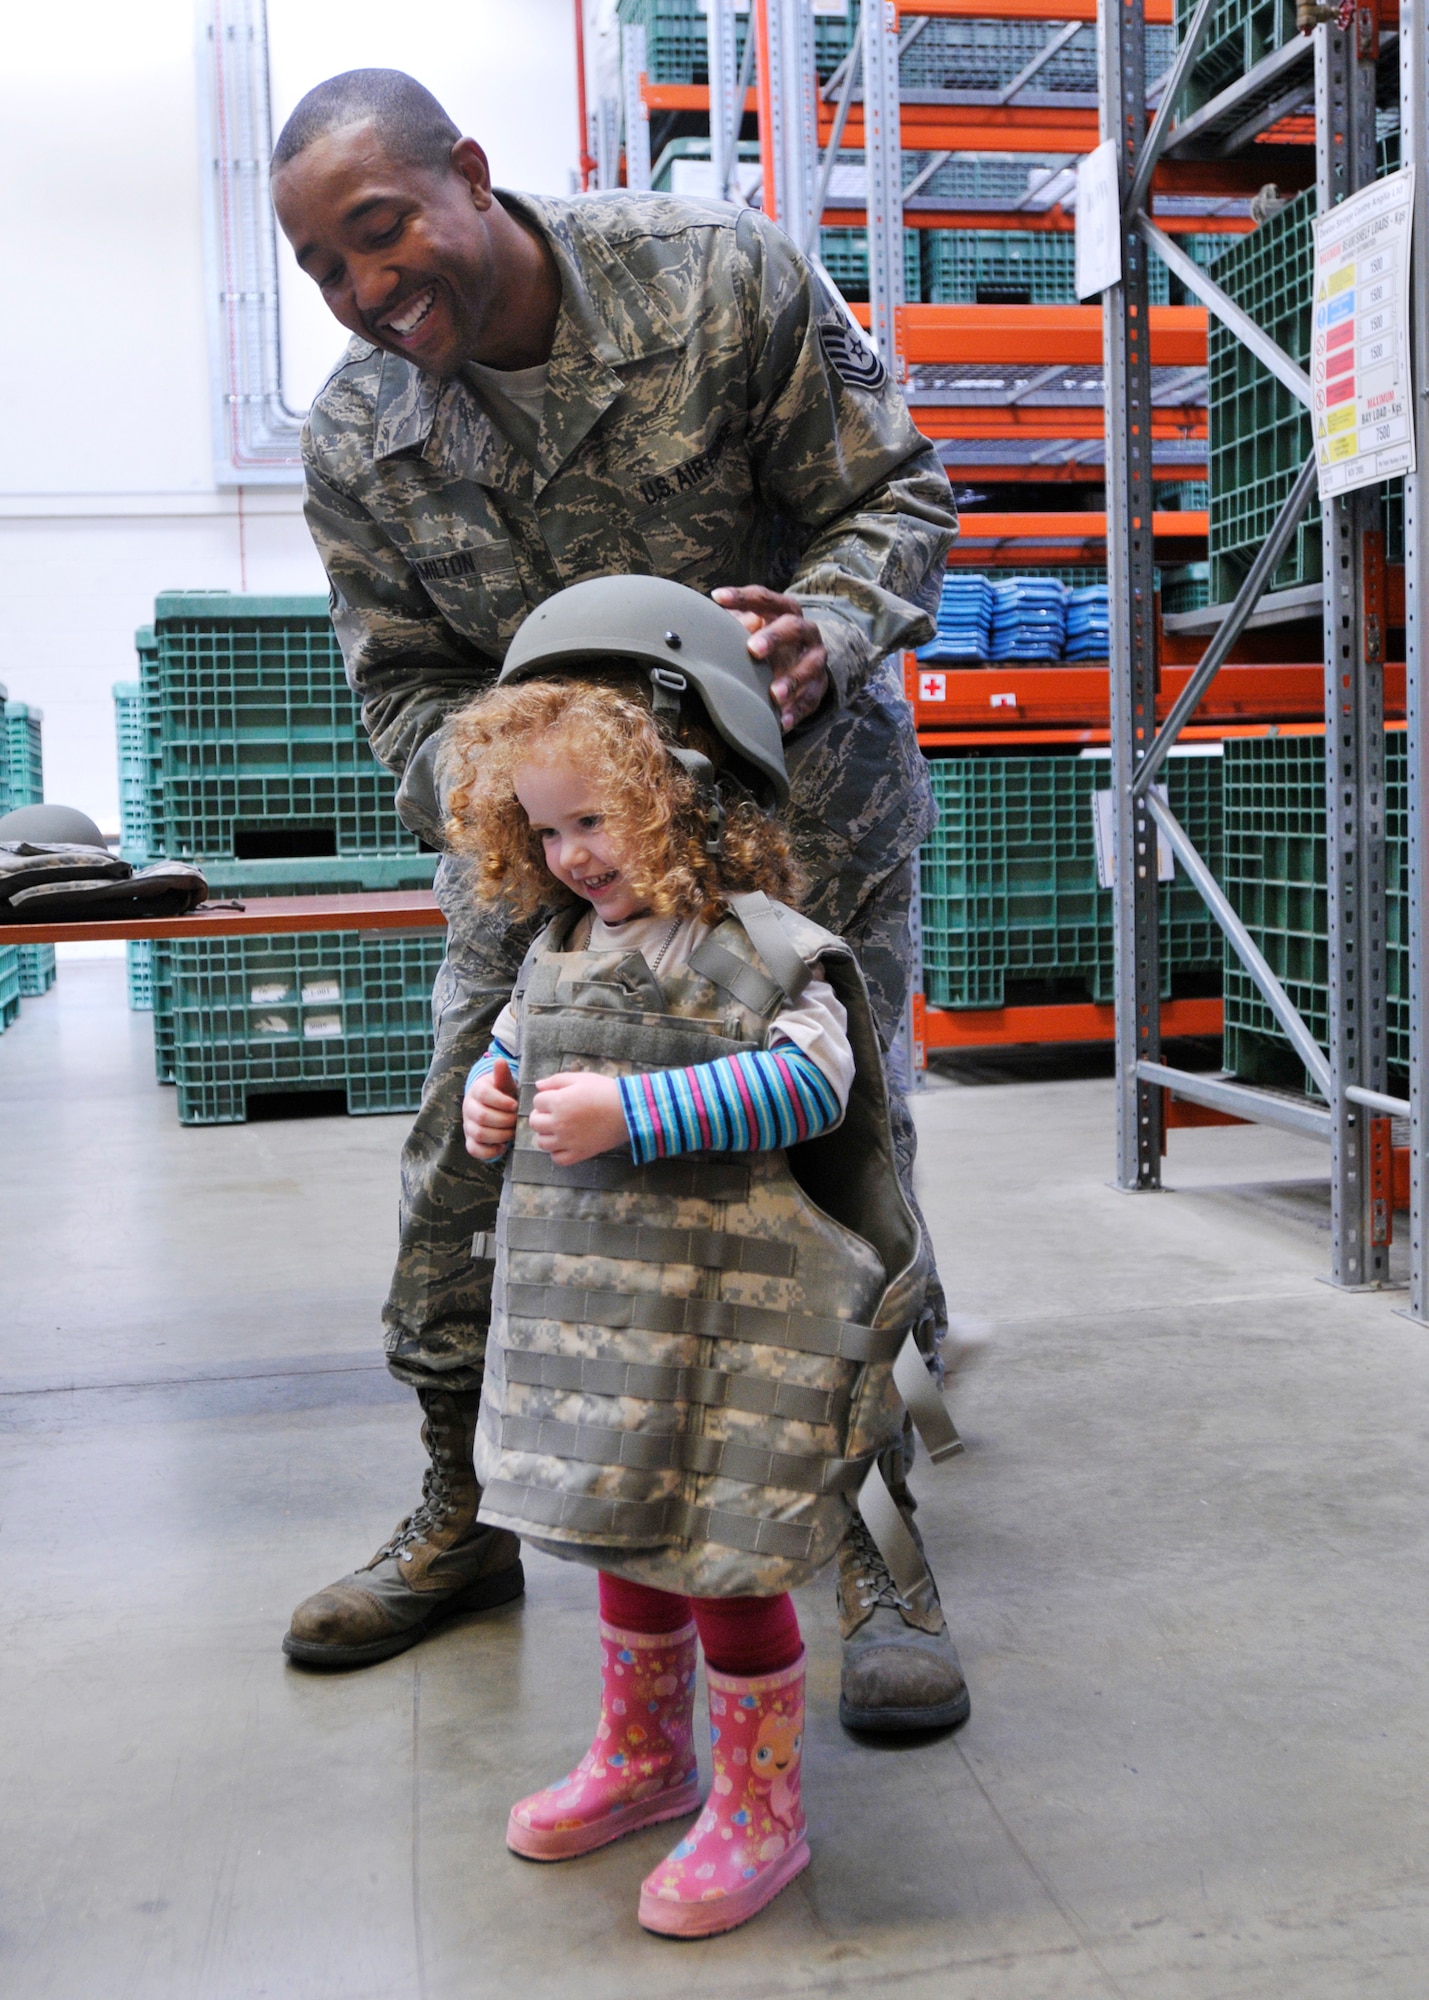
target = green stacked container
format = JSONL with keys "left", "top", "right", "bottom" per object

{"left": 2, "top": 700, "right": 57, "bottom": 997}
{"left": 1174, "top": 0, "right": 1298, "bottom": 112}
{"left": 1221, "top": 734, "right": 1410, "bottom": 1092}
{"left": 818, "top": 226, "right": 921, "bottom": 303}
{"left": 1206, "top": 192, "right": 1321, "bottom": 603}
{"left": 923, "top": 228, "right": 1171, "bottom": 305}
{"left": 616, "top": 0, "right": 851, "bottom": 85}
{"left": 0, "top": 687, "right": 17, "bottom": 1032}
{"left": 919, "top": 750, "right": 1224, "bottom": 1009}
{"left": 124, "top": 595, "right": 443, "bottom": 1124}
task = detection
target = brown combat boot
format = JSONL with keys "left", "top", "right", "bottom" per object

{"left": 836, "top": 1508, "right": 970, "bottom": 1734}
{"left": 283, "top": 1387, "right": 523, "bottom": 1669}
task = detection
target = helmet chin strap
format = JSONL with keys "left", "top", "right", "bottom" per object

{"left": 649, "top": 669, "right": 726, "bottom": 857}
{"left": 666, "top": 746, "right": 726, "bottom": 857}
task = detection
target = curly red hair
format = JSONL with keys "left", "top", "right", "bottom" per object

{"left": 441, "top": 677, "right": 803, "bottom": 925}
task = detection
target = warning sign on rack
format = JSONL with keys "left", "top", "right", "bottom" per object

{"left": 1312, "top": 167, "right": 1416, "bottom": 501}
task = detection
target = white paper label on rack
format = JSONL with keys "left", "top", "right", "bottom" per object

{"left": 1075, "top": 141, "right": 1122, "bottom": 300}
{"left": 1092, "top": 789, "right": 1175, "bottom": 891}
{"left": 1312, "top": 167, "right": 1416, "bottom": 501}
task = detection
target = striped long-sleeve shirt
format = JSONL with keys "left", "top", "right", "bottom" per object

{"left": 464, "top": 1039, "right": 842, "bottom": 1161}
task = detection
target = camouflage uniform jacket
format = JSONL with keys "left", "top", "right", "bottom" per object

{"left": 301, "top": 190, "right": 959, "bottom": 944}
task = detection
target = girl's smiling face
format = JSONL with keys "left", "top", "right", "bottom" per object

{"left": 514, "top": 754, "right": 650, "bottom": 924}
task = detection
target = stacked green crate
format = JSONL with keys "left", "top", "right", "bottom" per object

{"left": 819, "top": 227, "right": 921, "bottom": 303}
{"left": 134, "top": 594, "right": 442, "bottom": 1124}
{"left": 1160, "top": 563, "right": 1211, "bottom": 614}
{"left": 901, "top": 154, "right": 1051, "bottom": 204}
{"left": 1174, "top": 0, "right": 1298, "bottom": 112}
{"left": 2, "top": 701, "right": 57, "bottom": 997}
{"left": 1221, "top": 735, "right": 1409, "bottom": 1092}
{"left": 1158, "top": 484, "right": 1210, "bottom": 611}
{"left": 898, "top": 18, "right": 1172, "bottom": 92}
{"left": 1207, "top": 191, "right": 1320, "bottom": 603}
{"left": 1209, "top": 196, "right": 1404, "bottom": 598}
{"left": 149, "top": 855, "right": 440, "bottom": 1122}
{"left": 114, "top": 674, "right": 158, "bottom": 1009}
{"left": 616, "top": 0, "right": 851, "bottom": 84}
{"left": 924, "top": 228, "right": 1168, "bottom": 305}
{"left": 919, "top": 750, "right": 1224, "bottom": 1009}
{"left": 0, "top": 687, "right": 17, "bottom": 1032}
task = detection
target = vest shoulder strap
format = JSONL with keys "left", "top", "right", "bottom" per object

{"left": 727, "top": 890, "right": 812, "bottom": 1003}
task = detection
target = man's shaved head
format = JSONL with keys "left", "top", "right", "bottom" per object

{"left": 272, "top": 69, "right": 460, "bottom": 176}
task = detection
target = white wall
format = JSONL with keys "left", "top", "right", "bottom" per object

{"left": 0, "top": 0, "right": 579, "bottom": 832}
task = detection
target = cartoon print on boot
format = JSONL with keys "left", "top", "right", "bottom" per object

{"left": 750, "top": 1708, "right": 803, "bottom": 1830}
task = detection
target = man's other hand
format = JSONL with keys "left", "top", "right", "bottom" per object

{"left": 712, "top": 586, "right": 830, "bottom": 732}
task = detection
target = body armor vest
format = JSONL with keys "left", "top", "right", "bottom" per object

{"left": 473, "top": 892, "right": 958, "bottom": 1598}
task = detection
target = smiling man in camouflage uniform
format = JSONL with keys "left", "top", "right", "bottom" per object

{"left": 270, "top": 69, "right": 966, "bottom": 1732}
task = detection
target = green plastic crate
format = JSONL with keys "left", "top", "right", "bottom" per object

{"left": 1, "top": 697, "right": 54, "bottom": 1002}
{"left": 1209, "top": 186, "right": 1404, "bottom": 600}
{"left": 127, "top": 940, "right": 155, "bottom": 1013}
{"left": 0, "top": 947, "right": 19, "bottom": 1034}
{"left": 819, "top": 226, "right": 921, "bottom": 303}
{"left": 1221, "top": 734, "right": 1409, "bottom": 1090}
{"left": 898, "top": 18, "right": 1171, "bottom": 91}
{"left": 923, "top": 228, "right": 1158, "bottom": 305}
{"left": 144, "top": 594, "right": 419, "bottom": 862}
{"left": 901, "top": 154, "right": 1052, "bottom": 204}
{"left": 0, "top": 947, "right": 19, "bottom": 1025}
{"left": 1160, "top": 563, "right": 1211, "bottom": 614}
{"left": 17, "top": 945, "right": 56, "bottom": 997}
{"left": 1175, "top": 0, "right": 1298, "bottom": 111}
{"left": 919, "top": 750, "right": 1224, "bottom": 1009}
{"left": 4, "top": 702, "right": 43, "bottom": 807}
{"left": 145, "top": 854, "right": 439, "bottom": 1102}
{"left": 1207, "top": 191, "right": 1320, "bottom": 602}
{"left": 924, "top": 227, "right": 1170, "bottom": 306}
{"left": 114, "top": 671, "right": 155, "bottom": 861}
{"left": 117, "top": 666, "right": 158, "bottom": 1017}
{"left": 616, "top": 0, "right": 851, "bottom": 85}
{"left": 166, "top": 929, "right": 445, "bottom": 1124}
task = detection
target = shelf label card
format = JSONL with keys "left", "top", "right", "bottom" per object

{"left": 1075, "top": 141, "right": 1122, "bottom": 301}
{"left": 1312, "top": 167, "right": 1416, "bottom": 500}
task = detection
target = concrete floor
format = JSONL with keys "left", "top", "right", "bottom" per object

{"left": 3, "top": 962, "right": 1427, "bottom": 2000}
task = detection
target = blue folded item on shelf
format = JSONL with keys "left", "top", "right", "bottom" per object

{"left": 1063, "top": 584, "right": 1109, "bottom": 659}
{"left": 987, "top": 576, "right": 1067, "bottom": 661}
{"left": 917, "top": 573, "right": 994, "bottom": 661}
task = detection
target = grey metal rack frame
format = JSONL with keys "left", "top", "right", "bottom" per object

{"left": 1100, "top": 0, "right": 1428, "bottom": 1314}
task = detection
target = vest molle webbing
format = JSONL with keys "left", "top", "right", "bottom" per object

{"left": 473, "top": 891, "right": 959, "bottom": 1601}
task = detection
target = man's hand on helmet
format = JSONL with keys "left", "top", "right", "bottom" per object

{"left": 712, "top": 587, "right": 830, "bottom": 733}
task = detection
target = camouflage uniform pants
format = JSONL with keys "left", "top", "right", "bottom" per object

{"left": 383, "top": 856, "right": 947, "bottom": 1427}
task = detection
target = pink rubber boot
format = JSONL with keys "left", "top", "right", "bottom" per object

{"left": 638, "top": 1652, "right": 810, "bottom": 1937}
{"left": 506, "top": 1620, "right": 701, "bottom": 1860}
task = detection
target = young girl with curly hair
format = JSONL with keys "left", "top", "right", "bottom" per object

{"left": 442, "top": 605, "right": 938, "bottom": 1938}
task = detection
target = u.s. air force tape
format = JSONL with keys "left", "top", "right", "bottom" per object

{"left": 818, "top": 316, "right": 888, "bottom": 391}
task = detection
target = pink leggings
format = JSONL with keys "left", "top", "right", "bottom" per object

{"left": 598, "top": 1572, "right": 802, "bottom": 1677}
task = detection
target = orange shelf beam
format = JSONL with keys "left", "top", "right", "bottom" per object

{"left": 918, "top": 994, "right": 1221, "bottom": 1053}
{"left": 903, "top": 661, "right": 1401, "bottom": 731}
{"left": 823, "top": 105, "right": 1101, "bottom": 151}
{"left": 896, "top": 0, "right": 1172, "bottom": 19}
{"left": 846, "top": 303, "right": 1206, "bottom": 367}
{"left": 914, "top": 406, "right": 1205, "bottom": 441}
{"left": 936, "top": 464, "right": 1208, "bottom": 485}
{"left": 948, "top": 509, "right": 1207, "bottom": 541}
{"left": 822, "top": 207, "right": 1253, "bottom": 236}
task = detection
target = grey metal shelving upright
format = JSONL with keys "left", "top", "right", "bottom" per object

{"left": 1100, "top": 0, "right": 1427, "bottom": 1310}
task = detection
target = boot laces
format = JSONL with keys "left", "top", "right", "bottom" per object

{"left": 845, "top": 1513, "right": 910, "bottom": 1615}
{"left": 378, "top": 1436, "right": 463, "bottom": 1562}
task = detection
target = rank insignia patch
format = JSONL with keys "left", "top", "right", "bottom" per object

{"left": 818, "top": 316, "right": 888, "bottom": 391}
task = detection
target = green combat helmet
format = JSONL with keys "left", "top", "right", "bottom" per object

{"left": 499, "top": 576, "right": 788, "bottom": 809}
